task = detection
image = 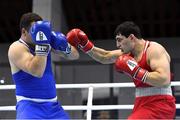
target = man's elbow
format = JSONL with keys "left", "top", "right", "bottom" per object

{"left": 72, "top": 53, "right": 80, "bottom": 60}
{"left": 98, "top": 61, "right": 109, "bottom": 64}
{"left": 158, "top": 75, "right": 171, "bottom": 86}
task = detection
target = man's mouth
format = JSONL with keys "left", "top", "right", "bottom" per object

{"left": 119, "top": 47, "right": 123, "bottom": 52}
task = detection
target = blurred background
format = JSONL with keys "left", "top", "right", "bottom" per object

{"left": 0, "top": 0, "right": 180, "bottom": 119}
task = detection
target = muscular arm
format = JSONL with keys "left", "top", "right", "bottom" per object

{"left": 66, "top": 28, "right": 123, "bottom": 64}
{"left": 52, "top": 45, "right": 79, "bottom": 60}
{"left": 8, "top": 42, "right": 47, "bottom": 77}
{"left": 146, "top": 42, "right": 171, "bottom": 87}
{"left": 87, "top": 47, "right": 123, "bottom": 64}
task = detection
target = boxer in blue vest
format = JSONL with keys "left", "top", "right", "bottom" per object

{"left": 8, "top": 12, "right": 79, "bottom": 119}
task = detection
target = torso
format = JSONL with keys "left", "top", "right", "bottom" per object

{"left": 10, "top": 39, "right": 57, "bottom": 99}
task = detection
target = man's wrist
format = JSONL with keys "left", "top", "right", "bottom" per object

{"left": 133, "top": 67, "right": 149, "bottom": 83}
{"left": 81, "top": 40, "right": 94, "bottom": 53}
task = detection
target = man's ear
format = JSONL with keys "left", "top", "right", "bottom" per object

{"left": 128, "top": 34, "right": 135, "bottom": 40}
{"left": 21, "top": 28, "right": 27, "bottom": 35}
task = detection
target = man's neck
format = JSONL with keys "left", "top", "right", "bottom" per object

{"left": 20, "top": 36, "right": 35, "bottom": 49}
{"left": 131, "top": 39, "right": 145, "bottom": 57}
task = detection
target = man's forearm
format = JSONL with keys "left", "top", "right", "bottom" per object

{"left": 87, "top": 47, "right": 115, "bottom": 64}
{"left": 26, "top": 56, "right": 47, "bottom": 77}
{"left": 145, "top": 71, "right": 170, "bottom": 87}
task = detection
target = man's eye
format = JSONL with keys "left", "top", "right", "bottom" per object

{"left": 117, "top": 39, "right": 122, "bottom": 42}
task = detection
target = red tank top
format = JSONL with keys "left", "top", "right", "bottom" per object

{"left": 131, "top": 40, "right": 152, "bottom": 87}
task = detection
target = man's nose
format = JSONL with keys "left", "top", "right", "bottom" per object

{"left": 117, "top": 44, "right": 121, "bottom": 48}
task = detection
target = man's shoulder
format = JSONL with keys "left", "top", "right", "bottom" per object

{"left": 149, "top": 41, "right": 160, "bottom": 45}
{"left": 149, "top": 41, "right": 164, "bottom": 50}
{"left": 9, "top": 40, "right": 20, "bottom": 47}
{"left": 9, "top": 40, "right": 28, "bottom": 49}
{"left": 147, "top": 41, "right": 168, "bottom": 57}
{"left": 8, "top": 40, "right": 29, "bottom": 57}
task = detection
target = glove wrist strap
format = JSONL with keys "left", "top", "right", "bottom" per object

{"left": 133, "top": 67, "right": 148, "bottom": 83}
{"left": 35, "top": 44, "right": 51, "bottom": 56}
{"left": 64, "top": 43, "right": 72, "bottom": 54}
{"left": 81, "top": 40, "right": 94, "bottom": 53}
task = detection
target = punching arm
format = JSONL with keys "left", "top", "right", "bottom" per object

{"left": 67, "top": 28, "right": 123, "bottom": 64}
{"left": 88, "top": 47, "right": 123, "bottom": 64}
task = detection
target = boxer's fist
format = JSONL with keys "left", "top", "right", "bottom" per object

{"left": 115, "top": 54, "right": 148, "bottom": 82}
{"left": 51, "top": 31, "right": 71, "bottom": 54}
{"left": 66, "top": 28, "right": 94, "bottom": 53}
{"left": 30, "top": 21, "right": 51, "bottom": 44}
{"left": 29, "top": 21, "right": 51, "bottom": 56}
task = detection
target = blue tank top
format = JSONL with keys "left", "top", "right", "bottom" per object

{"left": 12, "top": 40, "right": 56, "bottom": 99}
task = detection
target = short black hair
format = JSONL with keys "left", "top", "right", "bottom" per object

{"left": 114, "top": 21, "right": 142, "bottom": 39}
{"left": 19, "top": 12, "right": 43, "bottom": 32}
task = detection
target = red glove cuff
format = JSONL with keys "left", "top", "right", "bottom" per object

{"left": 133, "top": 67, "right": 148, "bottom": 83}
{"left": 81, "top": 40, "right": 94, "bottom": 53}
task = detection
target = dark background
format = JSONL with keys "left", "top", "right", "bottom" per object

{"left": 0, "top": 0, "right": 179, "bottom": 43}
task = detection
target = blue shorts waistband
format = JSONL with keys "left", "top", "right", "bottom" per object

{"left": 16, "top": 95, "right": 57, "bottom": 103}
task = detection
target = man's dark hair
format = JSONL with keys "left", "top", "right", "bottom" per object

{"left": 114, "top": 21, "right": 142, "bottom": 39}
{"left": 19, "top": 12, "right": 43, "bottom": 32}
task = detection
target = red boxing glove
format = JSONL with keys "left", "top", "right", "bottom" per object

{"left": 115, "top": 54, "right": 149, "bottom": 83}
{"left": 66, "top": 28, "right": 94, "bottom": 53}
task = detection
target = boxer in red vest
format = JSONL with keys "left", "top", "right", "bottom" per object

{"left": 67, "top": 21, "right": 176, "bottom": 119}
